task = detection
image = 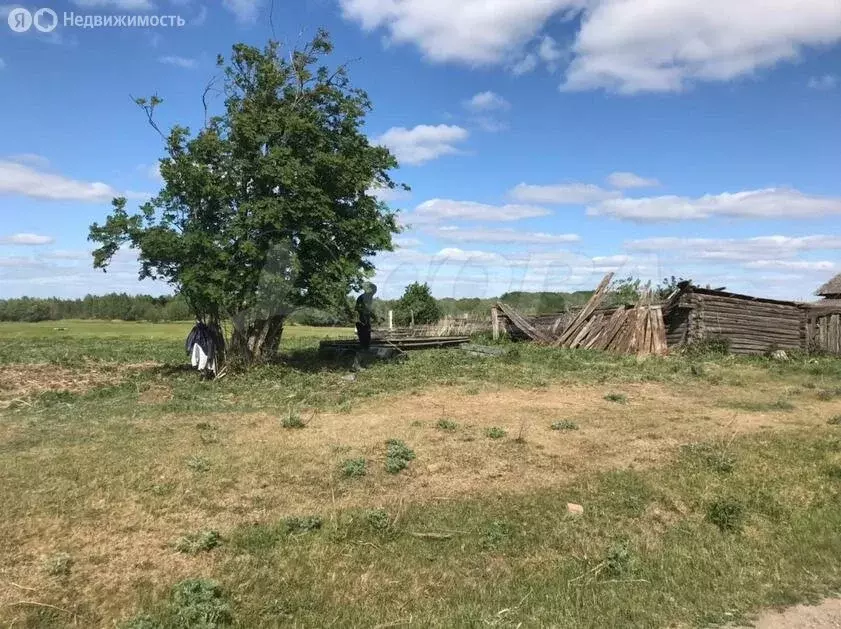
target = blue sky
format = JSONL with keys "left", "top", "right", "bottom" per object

{"left": 1, "top": 0, "right": 840, "bottom": 301}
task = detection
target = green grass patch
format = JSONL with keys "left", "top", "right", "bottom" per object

{"left": 384, "top": 439, "right": 416, "bottom": 474}
{"left": 551, "top": 420, "right": 579, "bottom": 431}
{"left": 280, "top": 410, "right": 306, "bottom": 429}
{"left": 828, "top": 415, "right": 841, "bottom": 426}
{"left": 174, "top": 530, "right": 221, "bottom": 555}
{"left": 706, "top": 498, "right": 747, "bottom": 533}
{"left": 43, "top": 552, "right": 73, "bottom": 577}
{"left": 339, "top": 457, "right": 367, "bottom": 479}
{"left": 726, "top": 399, "right": 796, "bottom": 412}
{"left": 186, "top": 455, "right": 211, "bottom": 473}
{"left": 436, "top": 418, "right": 459, "bottom": 431}
{"left": 485, "top": 427, "right": 506, "bottom": 439}
{"left": 604, "top": 392, "right": 627, "bottom": 404}
{"left": 681, "top": 442, "right": 736, "bottom": 473}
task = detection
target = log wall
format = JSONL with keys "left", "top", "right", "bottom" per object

{"left": 664, "top": 307, "right": 690, "bottom": 347}
{"left": 691, "top": 292, "right": 804, "bottom": 355}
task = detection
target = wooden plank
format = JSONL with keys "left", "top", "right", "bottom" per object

{"left": 641, "top": 308, "right": 653, "bottom": 355}
{"left": 496, "top": 302, "right": 553, "bottom": 344}
{"left": 652, "top": 306, "right": 668, "bottom": 355}
{"left": 569, "top": 316, "right": 597, "bottom": 349}
{"left": 593, "top": 308, "right": 629, "bottom": 351}
{"left": 491, "top": 306, "right": 500, "bottom": 342}
{"left": 574, "top": 312, "right": 605, "bottom": 349}
{"left": 583, "top": 312, "right": 615, "bottom": 349}
{"left": 614, "top": 309, "right": 639, "bottom": 354}
{"left": 556, "top": 273, "right": 614, "bottom": 346}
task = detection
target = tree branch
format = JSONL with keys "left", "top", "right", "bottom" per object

{"left": 130, "top": 93, "right": 166, "bottom": 140}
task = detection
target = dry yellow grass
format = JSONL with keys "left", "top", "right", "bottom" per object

{"left": 1, "top": 376, "right": 839, "bottom": 625}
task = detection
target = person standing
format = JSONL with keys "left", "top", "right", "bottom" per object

{"left": 355, "top": 282, "right": 377, "bottom": 350}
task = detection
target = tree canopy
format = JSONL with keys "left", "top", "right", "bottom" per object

{"left": 89, "top": 30, "right": 405, "bottom": 363}
{"left": 393, "top": 282, "right": 442, "bottom": 326}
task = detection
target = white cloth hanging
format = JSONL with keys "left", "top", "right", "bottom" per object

{"left": 191, "top": 342, "right": 209, "bottom": 370}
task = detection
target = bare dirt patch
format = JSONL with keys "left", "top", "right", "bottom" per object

{"left": 0, "top": 361, "right": 158, "bottom": 407}
{"left": 739, "top": 598, "right": 841, "bottom": 628}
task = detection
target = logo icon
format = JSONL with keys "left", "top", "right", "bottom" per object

{"left": 33, "top": 7, "right": 57, "bottom": 32}
{"left": 8, "top": 7, "right": 32, "bottom": 32}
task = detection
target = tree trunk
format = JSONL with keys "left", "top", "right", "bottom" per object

{"left": 229, "top": 314, "right": 285, "bottom": 365}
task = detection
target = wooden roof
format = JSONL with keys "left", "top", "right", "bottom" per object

{"left": 676, "top": 281, "right": 802, "bottom": 307}
{"left": 816, "top": 273, "right": 841, "bottom": 297}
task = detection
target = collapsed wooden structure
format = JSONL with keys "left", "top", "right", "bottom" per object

{"left": 494, "top": 273, "right": 670, "bottom": 357}
{"left": 495, "top": 276, "right": 841, "bottom": 357}
{"left": 326, "top": 273, "right": 841, "bottom": 358}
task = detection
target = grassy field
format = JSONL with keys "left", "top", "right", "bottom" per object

{"left": 1, "top": 320, "right": 841, "bottom": 627}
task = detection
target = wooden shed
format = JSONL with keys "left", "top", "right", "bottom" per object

{"left": 804, "top": 273, "right": 841, "bottom": 354}
{"left": 663, "top": 283, "right": 805, "bottom": 355}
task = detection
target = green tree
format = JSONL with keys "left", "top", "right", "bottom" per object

{"left": 393, "top": 282, "right": 442, "bottom": 326}
{"left": 608, "top": 275, "right": 646, "bottom": 306}
{"left": 656, "top": 275, "right": 687, "bottom": 300}
{"left": 89, "top": 31, "right": 404, "bottom": 364}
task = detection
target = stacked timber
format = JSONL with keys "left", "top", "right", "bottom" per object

{"left": 556, "top": 303, "right": 668, "bottom": 356}
{"left": 320, "top": 336, "right": 469, "bottom": 352}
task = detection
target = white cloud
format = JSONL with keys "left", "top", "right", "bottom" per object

{"left": 564, "top": 0, "right": 841, "bottom": 93}
{"left": 409, "top": 199, "right": 551, "bottom": 223}
{"left": 431, "top": 225, "right": 580, "bottom": 244}
{"left": 0, "top": 233, "right": 55, "bottom": 246}
{"left": 339, "top": 0, "right": 583, "bottom": 65}
{"left": 0, "top": 160, "right": 148, "bottom": 203}
{"left": 192, "top": 5, "right": 208, "bottom": 26}
{"left": 223, "top": 0, "right": 262, "bottom": 23}
{"left": 375, "top": 124, "right": 469, "bottom": 166}
{"left": 508, "top": 182, "right": 621, "bottom": 205}
{"left": 744, "top": 260, "right": 836, "bottom": 271}
{"left": 589, "top": 188, "right": 841, "bottom": 221}
{"left": 44, "top": 250, "right": 91, "bottom": 260}
{"left": 340, "top": 0, "right": 841, "bottom": 93}
{"left": 0, "top": 246, "right": 170, "bottom": 298}
{"left": 158, "top": 55, "right": 197, "bottom": 69}
{"left": 808, "top": 74, "right": 838, "bottom": 90}
{"left": 511, "top": 53, "right": 538, "bottom": 76}
{"left": 606, "top": 171, "right": 659, "bottom": 189}
{"left": 464, "top": 91, "right": 510, "bottom": 111}
{"left": 537, "top": 35, "right": 564, "bottom": 70}
{"left": 464, "top": 92, "right": 510, "bottom": 133}
{"left": 371, "top": 246, "right": 646, "bottom": 299}
{"left": 72, "top": 0, "right": 155, "bottom": 9}
{"left": 472, "top": 116, "right": 508, "bottom": 133}
{"left": 143, "top": 163, "right": 163, "bottom": 182}
{"left": 7, "top": 153, "right": 50, "bottom": 168}
{"left": 626, "top": 235, "right": 841, "bottom": 261}
{"left": 394, "top": 237, "right": 422, "bottom": 248}
{"left": 370, "top": 185, "right": 411, "bottom": 203}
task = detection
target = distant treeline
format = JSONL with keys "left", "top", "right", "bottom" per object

{"left": 0, "top": 290, "right": 597, "bottom": 324}
{"left": 0, "top": 294, "right": 193, "bottom": 323}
